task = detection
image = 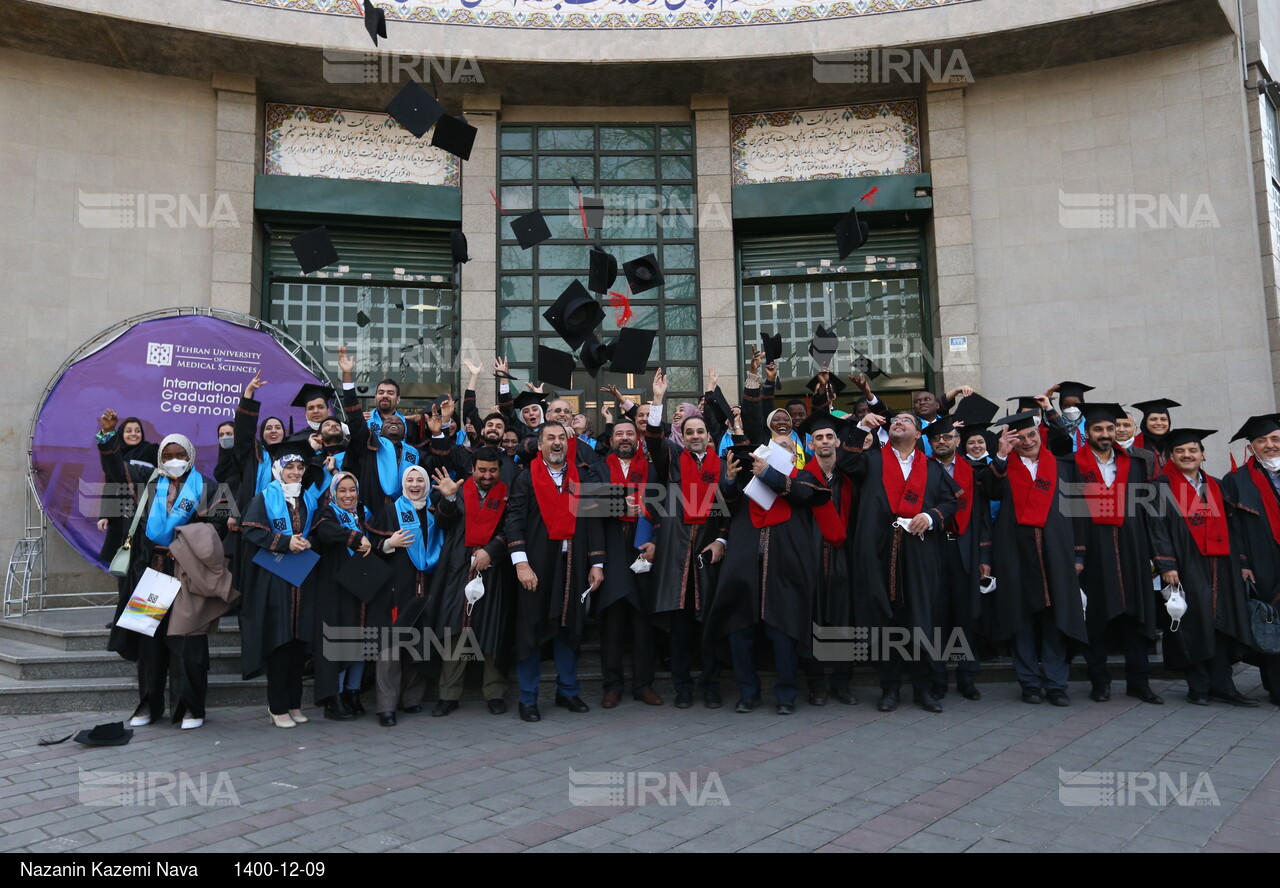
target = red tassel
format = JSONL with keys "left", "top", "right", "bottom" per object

{"left": 859, "top": 186, "right": 879, "bottom": 205}
{"left": 488, "top": 189, "right": 505, "bottom": 215}
{"left": 1230, "top": 451, "right": 1239, "bottom": 472}
{"left": 607, "top": 291, "right": 633, "bottom": 327}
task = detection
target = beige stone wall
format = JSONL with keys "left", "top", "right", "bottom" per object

{"left": 0, "top": 48, "right": 218, "bottom": 593}
{"left": 965, "top": 36, "right": 1274, "bottom": 470}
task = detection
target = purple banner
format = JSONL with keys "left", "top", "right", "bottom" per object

{"left": 32, "top": 314, "right": 327, "bottom": 570}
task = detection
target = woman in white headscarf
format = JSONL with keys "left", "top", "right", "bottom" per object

{"left": 107, "top": 432, "right": 229, "bottom": 731}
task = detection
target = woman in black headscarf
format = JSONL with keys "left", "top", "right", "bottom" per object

{"left": 95, "top": 410, "right": 159, "bottom": 564}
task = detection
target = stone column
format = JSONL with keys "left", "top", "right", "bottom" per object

{"left": 211, "top": 73, "right": 257, "bottom": 314}
{"left": 924, "top": 81, "right": 978, "bottom": 392}
{"left": 460, "top": 94, "right": 502, "bottom": 411}
{"left": 692, "top": 93, "right": 737, "bottom": 398}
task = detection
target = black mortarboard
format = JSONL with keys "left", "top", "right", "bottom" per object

{"left": 543, "top": 280, "right": 605, "bottom": 350}
{"left": 925, "top": 417, "right": 961, "bottom": 440}
{"left": 761, "top": 332, "right": 783, "bottom": 364}
{"left": 797, "top": 411, "right": 846, "bottom": 438}
{"left": 385, "top": 81, "right": 445, "bottom": 139}
{"left": 806, "top": 374, "right": 847, "bottom": 396}
{"left": 1231, "top": 414, "right": 1280, "bottom": 443}
{"left": 609, "top": 327, "right": 657, "bottom": 375}
{"left": 705, "top": 386, "right": 733, "bottom": 426}
{"left": 431, "top": 114, "right": 477, "bottom": 161}
{"left": 950, "top": 393, "right": 999, "bottom": 427}
{"left": 73, "top": 722, "right": 132, "bottom": 747}
{"left": 512, "top": 390, "right": 546, "bottom": 412}
{"left": 363, "top": 0, "right": 387, "bottom": 45}
{"left": 450, "top": 230, "right": 469, "bottom": 265}
{"left": 580, "top": 333, "right": 612, "bottom": 376}
{"left": 726, "top": 443, "right": 757, "bottom": 468}
{"left": 834, "top": 205, "right": 870, "bottom": 260}
{"left": 587, "top": 249, "right": 618, "bottom": 294}
{"left": 1079, "top": 402, "right": 1126, "bottom": 427}
{"left": 336, "top": 547, "right": 392, "bottom": 603}
{"left": 356, "top": 310, "right": 371, "bottom": 328}
{"left": 622, "top": 253, "right": 664, "bottom": 294}
{"left": 291, "top": 382, "right": 336, "bottom": 409}
{"left": 1164, "top": 428, "right": 1216, "bottom": 449}
{"left": 290, "top": 226, "right": 339, "bottom": 275}
{"left": 582, "top": 196, "right": 605, "bottom": 230}
{"left": 510, "top": 210, "right": 552, "bottom": 250}
{"left": 808, "top": 324, "right": 840, "bottom": 368}
{"left": 537, "top": 344, "right": 576, "bottom": 390}
{"left": 1007, "top": 395, "right": 1041, "bottom": 412}
{"left": 992, "top": 410, "right": 1040, "bottom": 432}
{"left": 1056, "top": 381, "right": 1096, "bottom": 402}
{"left": 1131, "top": 398, "right": 1181, "bottom": 418}
{"left": 852, "top": 351, "right": 887, "bottom": 380}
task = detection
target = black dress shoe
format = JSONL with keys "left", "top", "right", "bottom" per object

{"left": 324, "top": 696, "right": 355, "bottom": 721}
{"left": 832, "top": 688, "right": 858, "bottom": 705}
{"left": 930, "top": 683, "right": 948, "bottom": 701}
{"left": 487, "top": 699, "right": 507, "bottom": 715}
{"left": 776, "top": 702, "right": 796, "bottom": 715}
{"left": 399, "top": 704, "right": 424, "bottom": 715}
{"left": 1021, "top": 688, "right": 1043, "bottom": 704}
{"left": 1090, "top": 684, "right": 1112, "bottom": 703}
{"left": 808, "top": 689, "right": 828, "bottom": 707}
{"left": 704, "top": 690, "right": 723, "bottom": 709}
{"left": 1210, "top": 690, "right": 1259, "bottom": 707}
{"left": 378, "top": 711, "right": 397, "bottom": 727}
{"left": 555, "top": 694, "right": 590, "bottom": 713}
{"left": 877, "top": 690, "right": 899, "bottom": 712}
{"left": 734, "top": 698, "right": 759, "bottom": 713}
{"left": 1270, "top": 695, "right": 1280, "bottom": 707}
{"left": 519, "top": 703, "right": 541, "bottom": 722}
{"left": 957, "top": 683, "right": 980, "bottom": 701}
{"left": 432, "top": 700, "right": 459, "bottom": 717}
{"left": 674, "top": 690, "right": 693, "bottom": 709}
{"left": 342, "top": 690, "right": 365, "bottom": 716}
{"left": 1046, "top": 689, "right": 1071, "bottom": 707}
{"left": 1126, "top": 685, "right": 1164, "bottom": 705}
{"left": 1187, "top": 694, "right": 1210, "bottom": 706}
{"left": 913, "top": 692, "right": 943, "bottom": 713}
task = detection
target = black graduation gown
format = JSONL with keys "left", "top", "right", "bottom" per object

{"left": 309, "top": 501, "right": 373, "bottom": 701}
{"left": 841, "top": 446, "right": 960, "bottom": 634}
{"left": 979, "top": 456, "right": 1087, "bottom": 645}
{"left": 422, "top": 437, "right": 521, "bottom": 489}
{"left": 590, "top": 454, "right": 655, "bottom": 613}
{"left": 504, "top": 452, "right": 605, "bottom": 662}
{"left": 96, "top": 433, "right": 158, "bottom": 564}
{"left": 1222, "top": 464, "right": 1280, "bottom": 605}
{"left": 810, "top": 461, "right": 858, "bottom": 631}
{"left": 239, "top": 492, "right": 318, "bottom": 681}
{"left": 939, "top": 456, "right": 991, "bottom": 637}
{"left": 426, "top": 487, "right": 514, "bottom": 669}
{"left": 368, "top": 500, "right": 439, "bottom": 632}
{"left": 355, "top": 430, "right": 422, "bottom": 513}
{"left": 1148, "top": 475, "right": 1253, "bottom": 668}
{"left": 1065, "top": 449, "right": 1158, "bottom": 640}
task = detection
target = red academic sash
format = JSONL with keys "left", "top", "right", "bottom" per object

{"left": 1246, "top": 457, "right": 1280, "bottom": 547}
{"left": 950, "top": 456, "right": 974, "bottom": 536}
{"left": 814, "top": 472, "right": 852, "bottom": 547}
{"left": 749, "top": 466, "right": 796, "bottom": 529}
{"left": 1074, "top": 446, "right": 1128, "bottom": 527}
{"left": 463, "top": 478, "right": 507, "bottom": 548}
{"left": 607, "top": 452, "right": 649, "bottom": 523}
{"left": 679, "top": 449, "right": 721, "bottom": 525}
{"left": 1006, "top": 433, "right": 1057, "bottom": 527}
{"left": 880, "top": 444, "right": 928, "bottom": 519}
{"left": 530, "top": 455, "right": 579, "bottom": 541}
{"left": 1162, "top": 463, "right": 1230, "bottom": 557}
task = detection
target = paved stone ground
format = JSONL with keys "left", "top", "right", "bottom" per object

{"left": 1, "top": 670, "right": 1277, "bottom": 853}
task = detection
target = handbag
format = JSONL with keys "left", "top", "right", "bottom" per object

{"left": 1246, "top": 581, "right": 1280, "bottom": 655}
{"left": 108, "top": 484, "right": 150, "bottom": 579}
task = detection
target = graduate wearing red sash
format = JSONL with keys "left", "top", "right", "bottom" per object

{"left": 1221, "top": 415, "right": 1280, "bottom": 706}
{"left": 1063, "top": 403, "right": 1161, "bottom": 705}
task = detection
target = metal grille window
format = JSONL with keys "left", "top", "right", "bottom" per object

{"left": 497, "top": 124, "right": 699, "bottom": 402}
{"left": 264, "top": 224, "right": 457, "bottom": 397}
{"left": 738, "top": 229, "right": 929, "bottom": 393}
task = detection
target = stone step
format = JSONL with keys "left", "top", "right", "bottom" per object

{"left": 0, "top": 637, "right": 245, "bottom": 680}
{"left": 0, "top": 674, "right": 271, "bottom": 715}
{"left": 0, "top": 607, "right": 241, "bottom": 651}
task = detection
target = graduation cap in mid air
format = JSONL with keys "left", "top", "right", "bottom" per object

{"left": 363, "top": 0, "right": 387, "bottom": 45}
{"left": 290, "top": 226, "right": 339, "bottom": 275}
{"left": 807, "top": 325, "right": 840, "bottom": 368}
{"left": 431, "top": 114, "right": 478, "bottom": 161}
{"left": 1231, "top": 414, "right": 1280, "bottom": 443}
{"left": 543, "top": 280, "right": 605, "bottom": 350}
{"left": 384, "top": 81, "right": 445, "bottom": 139}
{"left": 761, "top": 332, "right": 783, "bottom": 365}
{"left": 622, "top": 254, "right": 664, "bottom": 294}
{"left": 950, "top": 393, "right": 999, "bottom": 428}
{"left": 587, "top": 249, "right": 618, "bottom": 294}
{"left": 852, "top": 351, "right": 887, "bottom": 380}
{"left": 291, "top": 383, "right": 336, "bottom": 410}
{"left": 450, "top": 230, "right": 469, "bottom": 266}
{"left": 834, "top": 205, "right": 870, "bottom": 260}
{"left": 537, "top": 344, "right": 577, "bottom": 390}
{"left": 579, "top": 333, "right": 612, "bottom": 377}
{"left": 608, "top": 327, "right": 656, "bottom": 375}
{"left": 510, "top": 210, "right": 553, "bottom": 250}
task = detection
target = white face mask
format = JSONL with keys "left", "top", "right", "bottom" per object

{"left": 1062, "top": 406, "right": 1081, "bottom": 422}
{"left": 1163, "top": 585, "right": 1187, "bottom": 631}
{"left": 219, "top": 435, "right": 235, "bottom": 450}
{"left": 281, "top": 482, "right": 302, "bottom": 498}
{"left": 162, "top": 458, "right": 189, "bottom": 478}
{"left": 1250, "top": 448, "right": 1280, "bottom": 472}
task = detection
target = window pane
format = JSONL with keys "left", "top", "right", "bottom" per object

{"left": 501, "top": 127, "right": 532, "bottom": 150}
{"left": 602, "top": 185, "right": 659, "bottom": 205}
{"left": 602, "top": 214, "right": 657, "bottom": 240}
{"left": 660, "top": 126, "right": 693, "bottom": 150}
{"left": 600, "top": 155, "right": 656, "bottom": 180}
{"left": 499, "top": 305, "right": 533, "bottom": 331}
{"left": 661, "top": 155, "right": 693, "bottom": 180}
{"left": 614, "top": 243, "right": 657, "bottom": 263}
{"left": 538, "top": 155, "right": 595, "bottom": 180}
{"left": 661, "top": 184, "right": 694, "bottom": 211}
{"left": 601, "top": 303, "right": 658, "bottom": 332}
{"left": 538, "top": 127, "right": 595, "bottom": 150}
{"left": 663, "top": 335, "right": 698, "bottom": 361}
{"left": 663, "top": 304, "right": 698, "bottom": 330}
{"left": 501, "top": 156, "right": 532, "bottom": 179}
{"left": 536, "top": 276, "right": 580, "bottom": 302}
{"left": 662, "top": 244, "right": 696, "bottom": 269}
{"left": 500, "top": 245, "right": 532, "bottom": 270}
{"left": 501, "top": 336, "right": 533, "bottom": 363}
{"left": 662, "top": 213, "right": 694, "bottom": 238}
{"left": 663, "top": 275, "right": 696, "bottom": 301}
{"left": 537, "top": 244, "right": 590, "bottom": 269}
{"left": 664, "top": 366, "right": 698, "bottom": 393}
{"left": 499, "top": 276, "right": 533, "bottom": 301}
{"left": 546, "top": 214, "right": 589, "bottom": 239}
{"left": 537, "top": 185, "right": 579, "bottom": 210}
{"left": 600, "top": 126, "right": 655, "bottom": 151}
{"left": 500, "top": 185, "right": 533, "bottom": 211}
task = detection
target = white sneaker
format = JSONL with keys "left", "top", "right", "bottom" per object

{"left": 128, "top": 715, "right": 152, "bottom": 727}
{"left": 180, "top": 717, "right": 203, "bottom": 730}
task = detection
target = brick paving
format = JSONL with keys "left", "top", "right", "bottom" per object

{"left": 2, "top": 671, "right": 1277, "bottom": 853}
